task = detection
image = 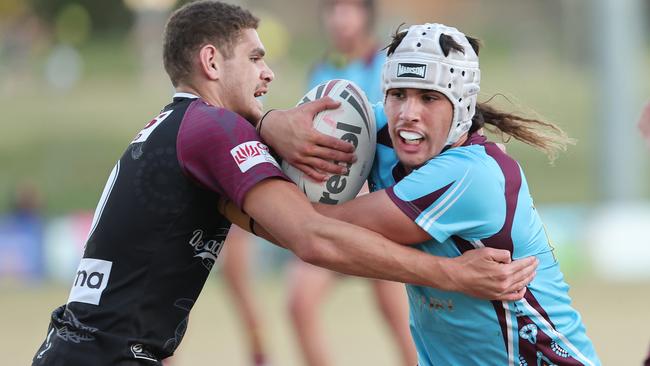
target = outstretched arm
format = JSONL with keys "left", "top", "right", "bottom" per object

{"left": 224, "top": 178, "right": 536, "bottom": 301}
{"left": 314, "top": 190, "right": 538, "bottom": 301}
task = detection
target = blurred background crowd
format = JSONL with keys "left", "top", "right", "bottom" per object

{"left": 0, "top": 0, "right": 649, "bottom": 364}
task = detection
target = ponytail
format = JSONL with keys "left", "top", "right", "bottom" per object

{"left": 470, "top": 96, "right": 574, "bottom": 163}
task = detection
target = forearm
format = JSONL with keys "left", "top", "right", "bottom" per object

{"left": 217, "top": 197, "right": 280, "bottom": 246}
{"left": 301, "top": 215, "right": 454, "bottom": 288}
{"left": 242, "top": 179, "right": 453, "bottom": 288}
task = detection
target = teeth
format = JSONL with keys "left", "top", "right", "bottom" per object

{"left": 399, "top": 131, "right": 423, "bottom": 141}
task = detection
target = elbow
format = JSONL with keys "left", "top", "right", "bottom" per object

{"left": 292, "top": 236, "right": 329, "bottom": 266}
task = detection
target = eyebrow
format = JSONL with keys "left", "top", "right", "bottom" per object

{"left": 250, "top": 48, "right": 266, "bottom": 57}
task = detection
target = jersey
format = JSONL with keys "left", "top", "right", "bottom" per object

{"left": 308, "top": 48, "right": 385, "bottom": 104}
{"left": 369, "top": 103, "right": 600, "bottom": 366}
{"left": 33, "top": 93, "right": 288, "bottom": 366}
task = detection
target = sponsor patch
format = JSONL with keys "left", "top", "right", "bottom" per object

{"left": 131, "top": 110, "right": 173, "bottom": 144}
{"left": 230, "top": 141, "right": 280, "bottom": 173}
{"left": 188, "top": 228, "right": 228, "bottom": 271}
{"left": 397, "top": 63, "right": 427, "bottom": 79}
{"left": 67, "top": 258, "right": 113, "bottom": 306}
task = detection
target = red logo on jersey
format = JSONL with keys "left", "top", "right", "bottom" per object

{"left": 230, "top": 141, "right": 277, "bottom": 173}
{"left": 233, "top": 142, "right": 266, "bottom": 164}
{"left": 233, "top": 142, "right": 271, "bottom": 164}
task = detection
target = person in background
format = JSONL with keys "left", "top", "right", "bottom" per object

{"left": 639, "top": 100, "right": 650, "bottom": 366}
{"left": 637, "top": 99, "right": 650, "bottom": 149}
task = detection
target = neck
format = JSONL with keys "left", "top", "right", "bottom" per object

{"left": 451, "top": 133, "right": 469, "bottom": 148}
{"left": 340, "top": 33, "right": 375, "bottom": 60}
{"left": 176, "top": 81, "right": 225, "bottom": 108}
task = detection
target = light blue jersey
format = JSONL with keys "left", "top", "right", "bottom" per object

{"left": 308, "top": 50, "right": 386, "bottom": 104}
{"left": 369, "top": 104, "right": 600, "bottom": 366}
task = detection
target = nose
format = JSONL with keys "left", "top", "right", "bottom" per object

{"left": 400, "top": 97, "right": 420, "bottom": 123}
{"left": 261, "top": 63, "right": 274, "bottom": 83}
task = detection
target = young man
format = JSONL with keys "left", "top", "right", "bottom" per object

{"left": 32, "top": 3, "right": 536, "bottom": 365}
{"left": 259, "top": 23, "right": 600, "bottom": 365}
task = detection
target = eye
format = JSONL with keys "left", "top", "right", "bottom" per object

{"left": 388, "top": 90, "right": 404, "bottom": 99}
{"left": 249, "top": 56, "right": 261, "bottom": 63}
{"left": 423, "top": 93, "right": 440, "bottom": 102}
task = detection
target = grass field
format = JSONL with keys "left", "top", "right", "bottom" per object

{"left": 3, "top": 275, "right": 649, "bottom": 365}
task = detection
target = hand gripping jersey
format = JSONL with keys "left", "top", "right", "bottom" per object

{"left": 33, "top": 93, "right": 287, "bottom": 366}
{"left": 369, "top": 104, "right": 600, "bottom": 366}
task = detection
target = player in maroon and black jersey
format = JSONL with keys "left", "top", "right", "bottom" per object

{"left": 32, "top": 2, "right": 537, "bottom": 365}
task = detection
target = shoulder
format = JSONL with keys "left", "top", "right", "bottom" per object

{"left": 396, "top": 146, "right": 502, "bottom": 203}
{"left": 182, "top": 100, "right": 255, "bottom": 135}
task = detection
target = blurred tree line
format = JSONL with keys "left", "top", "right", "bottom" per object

{"left": 30, "top": 0, "right": 133, "bottom": 35}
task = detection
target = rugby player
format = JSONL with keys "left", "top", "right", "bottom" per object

{"left": 32, "top": 3, "right": 537, "bottom": 365}
{"left": 254, "top": 23, "right": 601, "bottom": 365}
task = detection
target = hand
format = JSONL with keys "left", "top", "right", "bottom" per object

{"left": 443, "top": 247, "right": 537, "bottom": 301}
{"left": 638, "top": 100, "right": 650, "bottom": 149}
{"left": 259, "top": 97, "right": 356, "bottom": 181}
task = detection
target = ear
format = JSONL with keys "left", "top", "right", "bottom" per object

{"left": 198, "top": 44, "right": 221, "bottom": 81}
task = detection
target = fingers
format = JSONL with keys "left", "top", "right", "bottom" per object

{"left": 307, "top": 144, "right": 356, "bottom": 164}
{"left": 500, "top": 287, "right": 528, "bottom": 301}
{"left": 485, "top": 247, "right": 512, "bottom": 264}
{"left": 297, "top": 156, "right": 347, "bottom": 176}
{"left": 313, "top": 132, "right": 356, "bottom": 154}
{"left": 294, "top": 163, "right": 328, "bottom": 182}
{"left": 302, "top": 97, "right": 341, "bottom": 116}
{"left": 509, "top": 256, "right": 538, "bottom": 273}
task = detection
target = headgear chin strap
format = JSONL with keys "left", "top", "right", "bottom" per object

{"left": 382, "top": 23, "right": 480, "bottom": 146}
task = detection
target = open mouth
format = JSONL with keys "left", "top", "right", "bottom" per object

{"left": 254, "top": 90, "right": 267, "bottom": 98}
{"left": 399, "top": 130, "right": 424, "bottom": 145}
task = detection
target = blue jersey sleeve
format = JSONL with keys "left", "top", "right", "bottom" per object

{"left": 369, "top": 103, "right": 397, "bottom": 192}
{"left": 386, "top": 149, "right": 505, "bottom": 243}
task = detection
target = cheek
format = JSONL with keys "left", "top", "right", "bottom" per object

{"left": 383, "top": 102, "right": 398, "bottom": 122}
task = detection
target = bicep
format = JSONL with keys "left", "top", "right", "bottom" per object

{"left": 316, "top": 190, "right": 431, "bottom": 245}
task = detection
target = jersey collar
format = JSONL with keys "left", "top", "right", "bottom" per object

{"left": 173, "top": 92, "right": 200, "bottom": 100}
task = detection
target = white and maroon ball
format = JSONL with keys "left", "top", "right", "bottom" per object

{"left": 282, "top": 79, "right": 376, "bottom": 204}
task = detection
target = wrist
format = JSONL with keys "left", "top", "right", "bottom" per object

{"left": 256, "top": 109, "right": 277, "bottom": 141}
{"left": 434, "top": 257, "right": 458, "bottom": 292}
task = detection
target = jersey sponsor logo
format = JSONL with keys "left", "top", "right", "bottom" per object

{"left": 131, "top": 110, "right": 173, "bottom": 144}
{"left": 67, "top": 258, "right": 113, "bottom": 306}
{"left": 230, "top": 141, "right": 280, "bottom": 173}
{"left": 397, "top": 63, "right": 427, "bottom": 79}
{"left": 188, "top": 228, "right": 227, "bottom": 270}
{"left": 131, "top": 343, "right": 158, "bottom": 362}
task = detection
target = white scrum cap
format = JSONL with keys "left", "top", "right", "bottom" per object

{"left": 381, "top": 23, "right": 480, "bottom": 146}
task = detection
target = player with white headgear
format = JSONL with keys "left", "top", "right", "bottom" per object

{"left": 223, "top": 21, "right": 598, "bottom": 365}
{"left": 359, "top": 22, "right": 599, "bottom": 365}
{"left": 381, "top": 23, "right": 480, "bottom": 149}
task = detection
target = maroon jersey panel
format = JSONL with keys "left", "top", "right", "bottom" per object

{"left": 177, "top": 100, "right": 289, "bottom": 209}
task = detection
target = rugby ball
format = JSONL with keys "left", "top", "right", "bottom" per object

{"left": 282, "top": 79, "right": 376, "bottom": 204}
